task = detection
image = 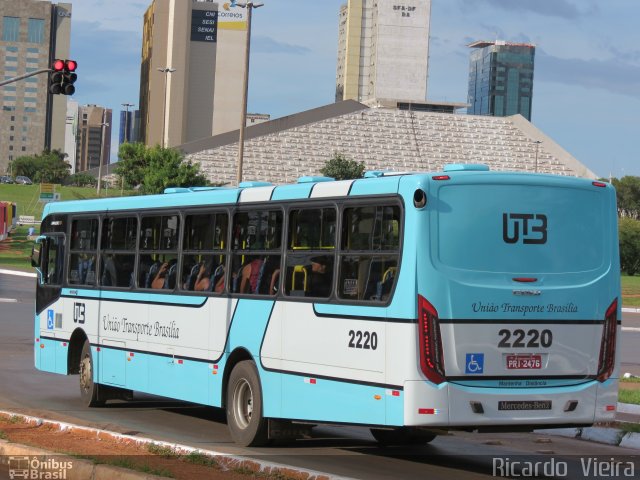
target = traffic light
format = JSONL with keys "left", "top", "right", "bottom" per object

{"left": 48, "top": 59, "right": 77, "bottom": 95}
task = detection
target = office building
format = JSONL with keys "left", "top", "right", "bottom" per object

{"left": 335, "top": 0, "right": 431, "bottom": 104}
{"left": 139, "top": 0, "right": 249, "bottom": 148}
{"left": 75, "top": 104, "right": 112, "bottom": 173}
{"left": 119, "top": 108, "right": 140, "bottom": 145}
{"left": 467, "top": 40, "right": 535, "bottom": 121}
{"left": 0, "top": 0, "right": 71, "bottom": 174}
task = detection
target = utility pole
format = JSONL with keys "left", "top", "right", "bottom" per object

{"left": 236, "top": 2, "right": 264, "bottom": 185}
{"left": 533, "top": 140, "right": 542, "bottom": 173}
{"left": 158, "top": 67, "right": 176, "bottom": 148}
{"left": 97, "top": 110, "right": 110, "bottom": 196}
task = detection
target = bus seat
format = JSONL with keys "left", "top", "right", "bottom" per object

{"left": 164, "top": 262, "right": 177, "bottom": 289}
{"left": 184, "top": 263, "right": 200, "bottom": 290}
{"left": 145, "top": 261, "right": 161, "bottom": 288}
{"left": 209, "top": 264, "right": 225, "bottom": 292}
{"left": 374, "top": 266, "right": 397, "bottom": 301}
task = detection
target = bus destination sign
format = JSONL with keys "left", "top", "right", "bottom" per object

{"left": 191, "top": 9, "right": 218, "bottom": 43}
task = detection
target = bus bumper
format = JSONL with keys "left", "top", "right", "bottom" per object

{"left": 403, "top": 379, "right": 618, "bottom": 427}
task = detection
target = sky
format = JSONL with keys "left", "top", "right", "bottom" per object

{"left": 67, "top": 0, "right": 640, "bottom": 179}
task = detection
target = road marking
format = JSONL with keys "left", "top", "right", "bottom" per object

{"left": 0, "top": 298, "right": 18, "bottom": 303}
{"left": 0, "top": 269, "right": 36, "bottom": 278}
{"left": 622, "top": 327, "right": 640, "bottom": 333}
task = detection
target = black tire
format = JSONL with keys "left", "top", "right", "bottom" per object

{"left": 370, "top": 427, "right": 437, "bottom": 446}
{"left": 226, "top": 360, "right": 268, "bottom": 446}
{"left": 79, "top": 340, "right": 105, "bottom": 407}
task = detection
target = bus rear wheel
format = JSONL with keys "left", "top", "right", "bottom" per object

{"left": 79, "top": 340, "right": 104, "bottom": 407}
{"left": 226, "top": 360, "right": 268, "bottom": 446}
{"left": 370, "top": 427, "right": 436, "bottom": 446}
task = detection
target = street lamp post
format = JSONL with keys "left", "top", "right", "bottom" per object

{"left": 157, "top": 67, "right": 176, "bottom": 148}
{"left": 236, "top": 2, "right": 264, "bottom": 185}
{"left": 97, "top": 114, "right": 110, "bottom": 196}
{"left": 533, "top": 140, "right": 542, "bottom": 173}
{"left": 121, "top": 103, "right": 135, "bottom": 143}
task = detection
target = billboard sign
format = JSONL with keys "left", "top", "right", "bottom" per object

{"left": 191, "top": 9, "right": 218, "bottom": 43}
{"left": 219, "top": 2, "right": 247, "bottom": 30}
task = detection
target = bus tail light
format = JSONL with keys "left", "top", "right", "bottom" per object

{"left": 597, "top": 298, "right": 618, "bottom": 382}
{"left": 418, "top": 295, "right": 446, "bottom": 384}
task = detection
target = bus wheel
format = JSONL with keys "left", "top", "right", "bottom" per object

{"left": 79, "top": 340, "right": 104, "bottom": 407}
{"left": 370, "top": 427, "right": 436, "bottom": 446}
{"left": 226, "top": 361, "right": 268, "bottom": 446}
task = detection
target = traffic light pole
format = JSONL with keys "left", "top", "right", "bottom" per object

{"left": 0, "top": 69, "right": 51, "bottom": 87}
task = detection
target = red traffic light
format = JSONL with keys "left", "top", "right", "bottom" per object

{"left": 52, "top": 59, "right": 65, "bottom": 71}
{"left": 65, "top": 59, "right": 77, "bottom": 72}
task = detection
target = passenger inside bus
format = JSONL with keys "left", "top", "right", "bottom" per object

{"left": 151, "top": 260, "right": 177, "bottom": 289}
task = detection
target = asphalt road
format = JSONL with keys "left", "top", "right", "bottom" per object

{"left": 0, "top": 272, "right": 638, "bottom": 479}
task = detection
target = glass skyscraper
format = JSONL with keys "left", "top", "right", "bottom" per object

{"left": 467, "top": 40, "right": 535, "bottom": 121}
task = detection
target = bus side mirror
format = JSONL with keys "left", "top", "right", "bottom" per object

{"left": 31, "top": 236, "right": 46, "bottom": 282}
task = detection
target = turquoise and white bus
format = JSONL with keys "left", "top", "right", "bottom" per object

{"left": 32, "top": 165, "right": 621, "bottom": 446}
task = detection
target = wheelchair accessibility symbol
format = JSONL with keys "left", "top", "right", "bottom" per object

{"left": 47, "top": 310, "right": 54, "bottom": 330}
{"left": 465, "top": 353, "right": 484, "bottom": 374}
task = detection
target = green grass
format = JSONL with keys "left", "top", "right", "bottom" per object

{"left": 0, "top": 225, "right": 37, "bottom": 271}
{"left": 619, "top": 423, "right": 640, "bottom": 434}
{"left": 0, "top": 430, "right": 7, "bottom": 440}
{"left": 184, "top": 451, "right": 218, "bottom": 467}
{"left": 622, "top": 275, "right": 640, "bottom": 307}
{"left": 619, "top": 389, "right": 640, "bottom": 405}
{"left": 621, "top": 376, "right": 640, "bottom": 383}
{"left": 147, "top": 443, "right": 178, "bottom": 458}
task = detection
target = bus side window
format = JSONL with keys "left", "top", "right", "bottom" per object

{"left": 231, "top": 210, "right": 282, "bottom": 296}
{"left": 181, "top": 212, "right": 228, "bottom": 293}
{"left": 139, "top": 214, "right": 180, "bottom": 290}
{"left": 284, "top": 208, "right": 336, "bottom": 299}
{"left": 338, "top": 205, "right": 401, "bottom": 302}
{"left": 68, "top": 218, "right": 98, "bottom": 287}
{"left": 100, "top": 217, "right": 138, "bottom": 289}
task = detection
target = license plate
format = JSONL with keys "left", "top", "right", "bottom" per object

{"left": 506, "top": 354, "right": 542, "bottom": 369}
{"left": 498, "top": 400, "right": 552, "bottom": 411}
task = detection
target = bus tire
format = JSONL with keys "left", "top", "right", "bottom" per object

{"left": 79, "top": 340, "right": 105, "bottom": 407}
{"left": 370, "top": 427, "right": 436, "bottom": 446}
{"left": 226, "top": 360, "right": 268, "bottom": 447}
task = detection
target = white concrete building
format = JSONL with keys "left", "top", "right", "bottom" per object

{"left": 336, "top": 0, "right": 431, "bottom": 103}
{"left": 182, "top": 101, "right": 596, "bottom": 186}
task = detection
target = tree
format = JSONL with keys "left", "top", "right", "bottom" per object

{"left": 619, "top": 217, "right": 640, "bottom": 275}
{"left": 612, "top": 176, "right": 640, "bottom": 219}
{"left": 115, "top": 143, "right": 209, "bottom": 194}
{"left": 115, "top": 142, "right": 148, "bottom": 189}
{"left": 10, "top": 150, "right": 70, "bottom": 183}
{"left": 139, "top": 146, "right": 209, "bottom": 195}
{"left": 66, "top": 172, "right": 97, "bottom": 187}
{"left": 320, "top": 153, "right": 365, "bottom": 180}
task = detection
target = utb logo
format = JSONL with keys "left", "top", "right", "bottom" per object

{"left": 502, "top": 213, "right": 548, "bottom": 245}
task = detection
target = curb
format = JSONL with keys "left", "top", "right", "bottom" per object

{"left": 0, "top": 410, "right": 344, "bottom": 480}
{"left": 622, "top": 307, "right": 640, "bottom": 314}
